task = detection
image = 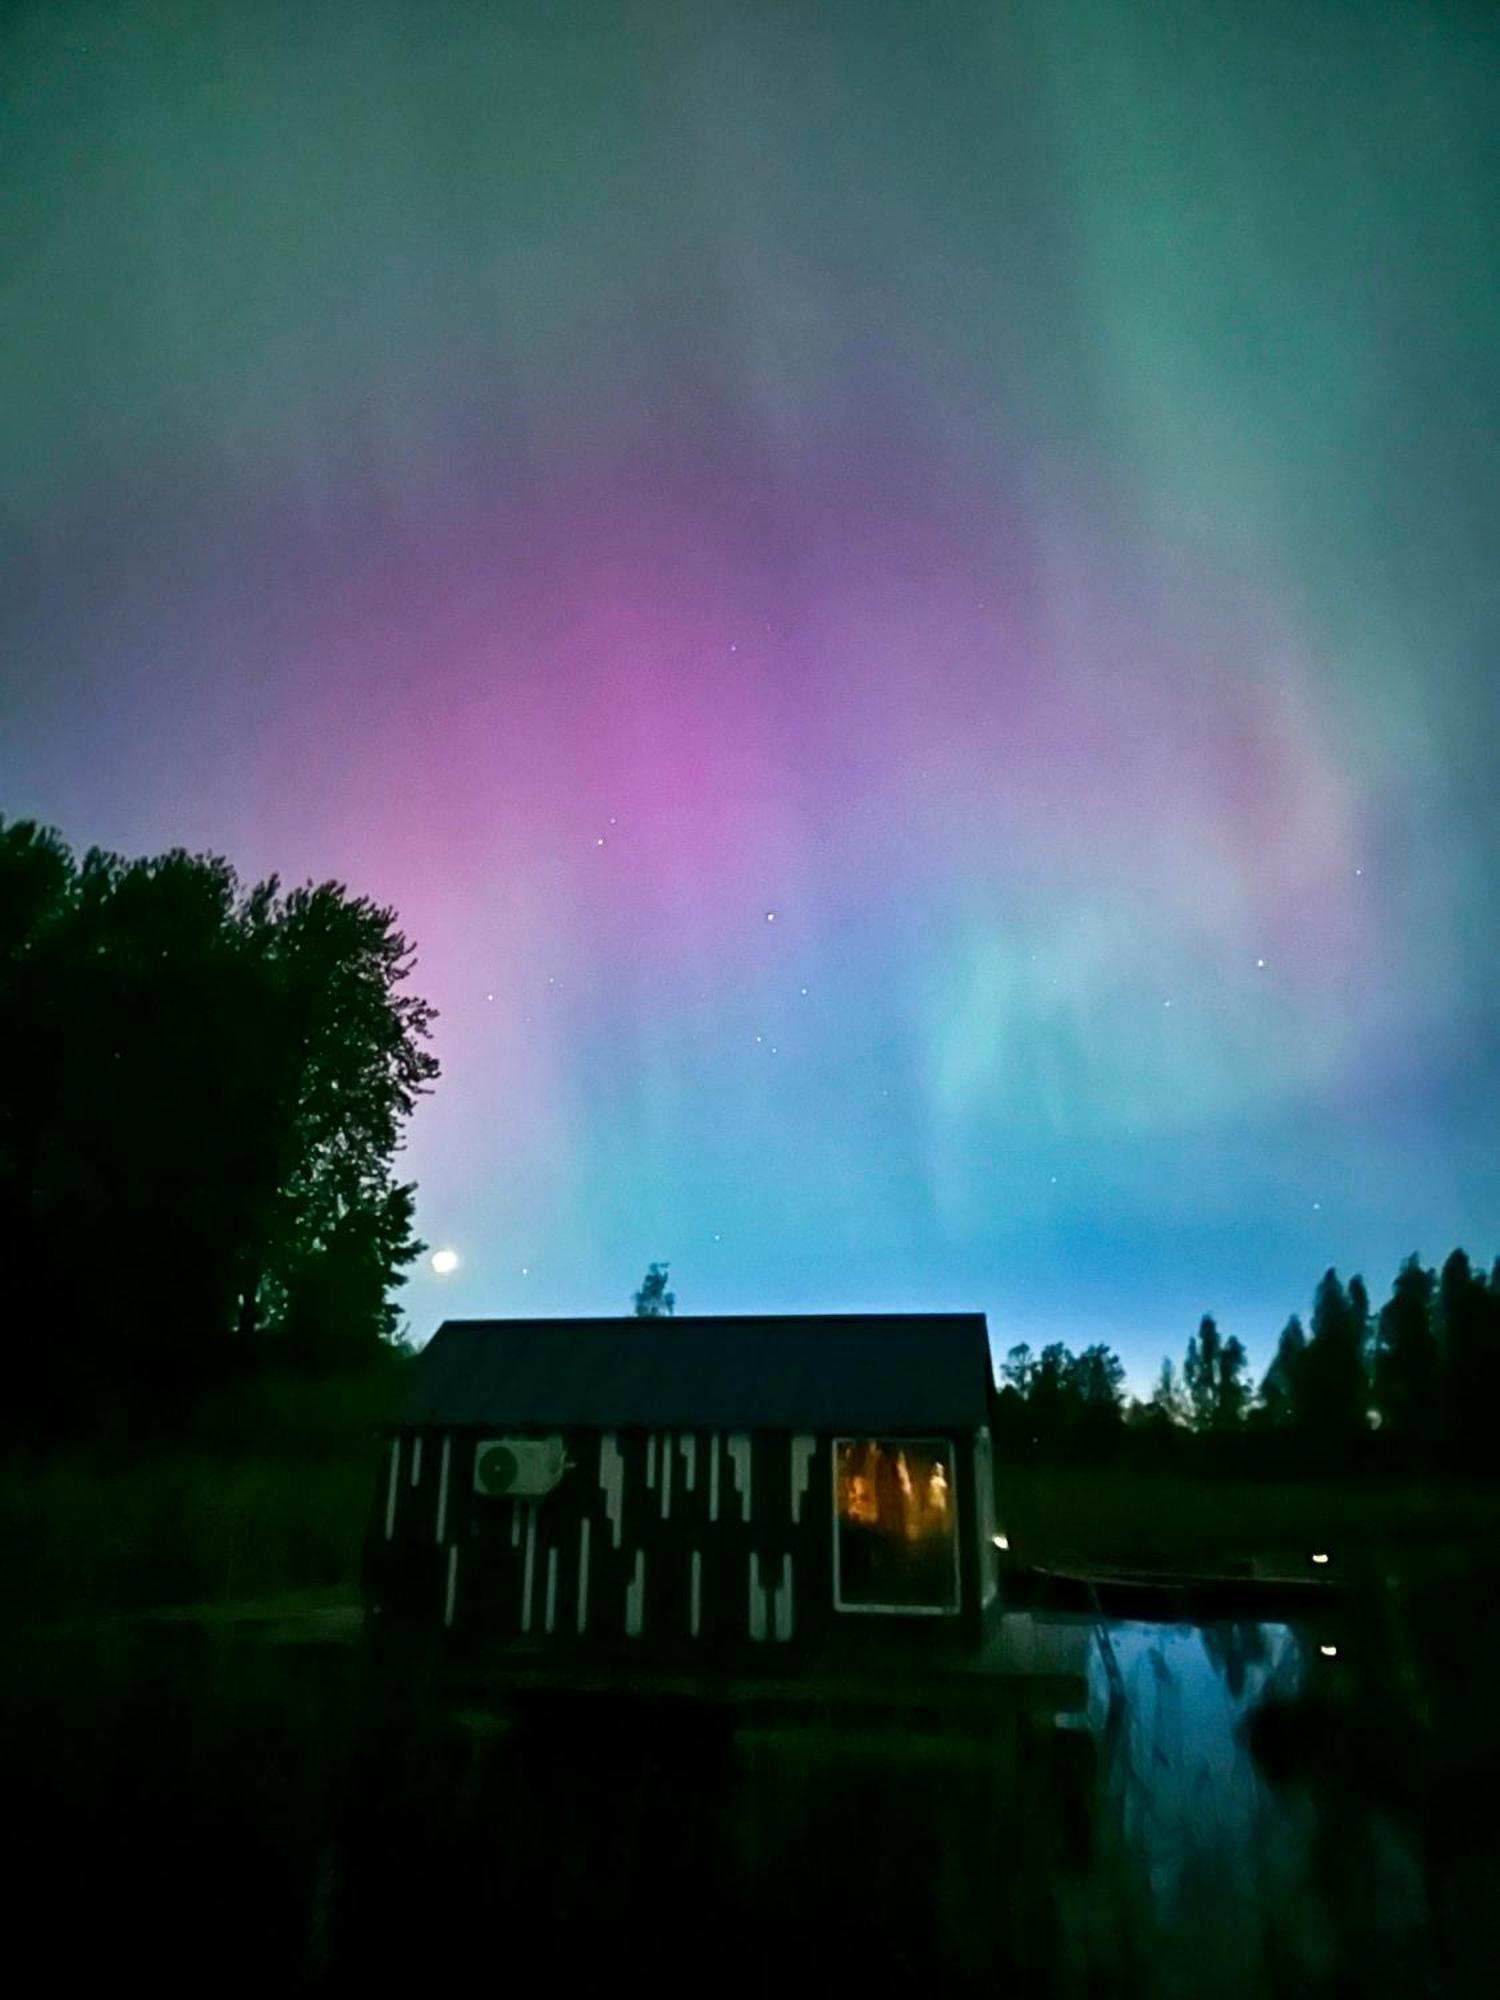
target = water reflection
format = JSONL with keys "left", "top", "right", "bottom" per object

{"left": 1084, "top": 1616, "right": 1435, "bottom": 1998}
{"left": 1089, "top": 1620, "right": 1304, "bottom": 1902}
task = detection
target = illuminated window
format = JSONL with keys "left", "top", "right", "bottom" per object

{"left": 833, "top": 1438, "right": 961, "bottom": 1614}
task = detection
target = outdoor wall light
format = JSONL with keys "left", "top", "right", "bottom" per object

{"left": 992, "top": 1533, "right": 1010, "bottom": 1550}
{"left": 1318, "top": 1643, "right": 1338, "bottom": 1658}
{"left": 1311, "top": 1551, "right": 1330, "bottom": 1565}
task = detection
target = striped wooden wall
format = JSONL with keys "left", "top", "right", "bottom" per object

{"left": 371, "top": 1426, "right": 986, "bottom": 1654}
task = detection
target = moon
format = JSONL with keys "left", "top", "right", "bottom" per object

{"left": 431, "top": 1248, "right": 460, "bottom": 1275}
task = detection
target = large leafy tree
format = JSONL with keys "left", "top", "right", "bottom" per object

{"left": 0, "top": 818, "right": 437, "bottom": 1438}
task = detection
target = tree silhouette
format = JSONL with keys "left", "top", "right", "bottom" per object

{"left": 632, "top": 1263, "right": 675, "bottom": 1317}
{"left": 1149, "top": 1357, "right": 1190, "bottom": 1426}
{"left": 1259, "top": 1315, "right": 1308, "bottom": 1430}
{"left": 1437, "top": 1249, "right": 1500, "bottom": 1468}
{"left": 1373, "top": 1256, "right": 1438, "bottom": 1447}
{"left": 0, "top": 817, "right": 438, "bottom": 1440}
{"left": 1303, "top": 1270, "right": 1369, "bottom": 1446}
{"left": 1000, "top": 1342, "right": 1036, "bottom": 1396}
{"left": 1183, "top": 1315, "right": 1250, "bottom": 1431}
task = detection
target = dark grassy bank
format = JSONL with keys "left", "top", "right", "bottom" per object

{"left": 995, "top": 1464, "right": 1500, "bottom": 1576}
{"left": 2, "top": 1361, "right": 401, "bottom": 1622}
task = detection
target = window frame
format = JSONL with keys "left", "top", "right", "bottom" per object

{"left": 830, "top": 1434, "right": 963, "bottom": 1617}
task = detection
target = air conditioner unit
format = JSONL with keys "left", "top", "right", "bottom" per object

{"left": 473, "top": 1436, "right": 569, "bottom": 1498}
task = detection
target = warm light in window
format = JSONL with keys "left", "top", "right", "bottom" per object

{"left": 834, "top": 1438, "right": 961, "bottom": 1612}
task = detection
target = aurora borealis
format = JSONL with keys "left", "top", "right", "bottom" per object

{"left": 3, "top": 2, "right": 1497, "bottom": 1382}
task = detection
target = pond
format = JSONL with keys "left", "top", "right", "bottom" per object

{"left": 1073, "top": 1614, "right": 1433, "bottom": 1998}
{"left": 0, "top": 1601, "right": 1466, "bottom": 1996}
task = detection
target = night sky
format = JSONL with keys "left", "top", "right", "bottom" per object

{"left": 4, "top": 1, "right": 1497, "bottom": 1382}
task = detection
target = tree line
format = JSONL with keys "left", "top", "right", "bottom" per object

{"left": 0, "top": 816, "right": 438, "bottom": 1446}
{"left": 994, "top": 1251, "right": 1500, "bottom": 1475}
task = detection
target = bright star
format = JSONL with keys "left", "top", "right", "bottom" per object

{"left": 765, "top": 911, "right": 776, "bottom": 923}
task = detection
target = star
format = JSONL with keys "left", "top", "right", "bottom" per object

{"left": 800, "top": 986, "right": 808, "bottom": 995}
{"left": 1163, "top": 998, "right": 1173, "bottom": 1008}
{"left": 486, "top": 992, "right": 494, "bottom": 1001}
{"left": 1256, "top": 958, "right": 1266, "bottom": 969}
{"left": 765, "top": 911, "right": 777, "bottom": 923}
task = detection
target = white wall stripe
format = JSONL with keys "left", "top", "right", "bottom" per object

{"left": 521, "top": 1502, "right": 538, "bottom": 1633}
{"left": 624, "top": 1550, "right": 646, "bottom": 1637}
{"left": 384, "top": 1438, "right": 401, "bottom": 1541}
{"left": 434, "top": 1435, "right": 451, "bottom": 1543}
{"left": 444, "top": 1544, "right": 459, "bottom": 1628}
{"left": 728, "top": 1434, "right": 752, "bottom": 1521}
{"left": 600, "top": 1433, "right": 625, "bottom": 1548}
{"left": 646, "top": 1433, "right": 657, "bottom": 1487}
{"left": 577, "top": 1518, "right": 592, "bottom": 1634}
{"left": 748, "top": 1552, "right": 766, "bottom": 1641}
{"left": 544, "top": 1546, "right": 559, "bottom": 1634}
{"left": 661, "top": 1432, "right": 673, "bottom": 1519}
{"left": 510, "top": 1498, "right": 522, "bottom": 1547}
{"left": 410, "top": 1434, "right": 423, "bottom": 1486}
{"left": 681, "top": 1434, "right": 697, "bottom": 1491}
{"left": 690, "top": 1550, "right": 702, "bottom": 1638}
{"left": 709, "top": 1432, "right": 721, "bottom": 1522}
{"left": 774, "top": 1554, "right": 794, "bottom": 1641}
{"left": 790, "top": 1435, "right": 816, "bottom": 1524}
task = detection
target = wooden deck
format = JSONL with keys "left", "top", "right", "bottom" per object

{"left": 1004, "top": 1558, "right": 1347, "bottom": 1623}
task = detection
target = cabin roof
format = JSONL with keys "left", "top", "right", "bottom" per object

{"left": 402, "top": 1313, "right": 994, "bottom": 1432}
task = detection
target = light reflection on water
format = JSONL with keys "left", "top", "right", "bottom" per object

{"left": 1089, "top": 1621, "right": 1305, "bottom": 1903}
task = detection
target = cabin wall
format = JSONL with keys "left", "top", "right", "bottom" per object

{"left": 368, "top": 1425, "right": 987, "bottom": 1658}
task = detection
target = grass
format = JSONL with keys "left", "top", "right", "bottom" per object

{"left": 1, "top": 1363, "right": 399, "bottom": 1622}
{"left": 994, "top": 1464, "right": 1500, "bottom": 1576}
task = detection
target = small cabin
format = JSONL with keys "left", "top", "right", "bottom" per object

{"left": 364, "top": 1312, "right": 1004, "bottom": 1665}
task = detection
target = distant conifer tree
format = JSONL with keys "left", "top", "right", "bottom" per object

{"left": 632, "top": 1262, "right": 676, "bottom": 1317}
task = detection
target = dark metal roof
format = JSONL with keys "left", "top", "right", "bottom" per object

{"left": 403, "top": 1314, "right": 994, "bottom": 1432}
